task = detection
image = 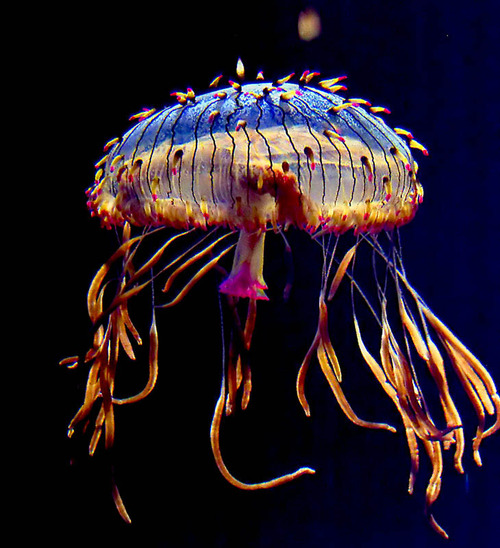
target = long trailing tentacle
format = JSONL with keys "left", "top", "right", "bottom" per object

{"left": 65, "top": 225, "right": 235, "bottom": 425}
{"left": 297, "top": 241, "right": 396, "bottom": 433}
{"left": 346, "top": 240, "right": 450, "bottom": 535}
{"left": 370, "top": 232, "right": 500, "bottom": 453}
{"left": 210, "top": 292, "right": 315, "bottom": 489}
{"left": 210, "top": 378, "right": 316, "bottom": 489}
{"left": 343, "top": 230, "right": 499, "bottom": 538}
{"left": 208, "top": 284, "right": 317, "bottom": 490}
{"left": 352, "top": 306, "right": 422, "bottom": 494}
{"left": 62, "top": 224, "right": 239, "bottom": 522}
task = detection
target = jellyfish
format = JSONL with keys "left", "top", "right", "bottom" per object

{"left": 62, "top": 61, "right": 499, "bottom": 537}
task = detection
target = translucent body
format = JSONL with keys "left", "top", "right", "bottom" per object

{"left": 89, "top": 83, "right": 421, "bottom": 232}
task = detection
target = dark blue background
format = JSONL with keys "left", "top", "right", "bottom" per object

{"left": 28, "top": 0, "right": 499, "bottom": 546}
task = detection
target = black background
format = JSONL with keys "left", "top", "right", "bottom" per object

{"left": 19, "top": 0, "right": 499, "bottom": 546}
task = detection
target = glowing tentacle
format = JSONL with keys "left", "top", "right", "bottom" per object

{"left": 397, "top": 269, "right": 500, "bottom": 452}
{"left": 352, "top": 312, "right": 420, "bottom": 492}
{"left": 315, "top": 305, "right": 395, "bottom": 433}
{"left": 423, "top": 336, "right": 465, "bottom": 473}
{"left": 112, "top": 479, "right": 132, "bottom": 524}
{"left": 422, "top": 439, "right": 448, "bottom": 538}
{"left": 114, "top": 309, "right": 159, "bottom": 405}
{"left": 123, "top": 228, "right": 195, "bottom": 288}
{"left": 296, "top": 243, "right": 357, "bottom": 415}
{"left": 381, "top": 307, "right": 447, "bottom": 441}
{"left": 225, "top": 331, "right": 240, "bottom": 416}
{"left": 327, "top": 245, "right": 357, "bottom": 301}
{"left": 86, "top": 231, "right": 147, "bottom": 323}
{"left": 240, "top": 299, "right": 257, "bottom": 410}
{"left": 158, "top": 242, "right": 237, "bottom": 308}
{"left": 298, "top": 243, "right": 396, "bottom": 432}
{"left": 296, "top": 330, "right": 318, "bottom": 417}
{"left": 224, "top": 298, "right": 258, "bottom": 414}
{"left": 210, "top": 380, "right": 315, "bottom": 490}
{"left": 161, "top": 232, "right": 234, "bottom": 294}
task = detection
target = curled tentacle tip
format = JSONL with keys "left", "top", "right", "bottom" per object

{"left": 59, "top": 355, "right": 79, "bottom": 368}
{"left": 298, "top": 467, "right": 316, "bottom": 475}
{"left": 429, "top": 515, "right": 449, "bottom": 540}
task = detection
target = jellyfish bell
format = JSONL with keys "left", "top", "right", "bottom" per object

{"left": 64, "top": 61, "right": 499, "bottom": 537}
